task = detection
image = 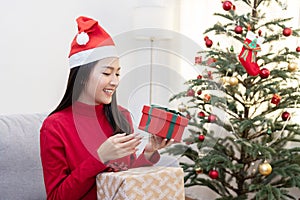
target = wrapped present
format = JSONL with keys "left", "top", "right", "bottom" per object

{"left": 96, "top": 166, "right": 185, "bottom": 200}
{"left": 138, "top": 105, "right": 189, "bottom": 142}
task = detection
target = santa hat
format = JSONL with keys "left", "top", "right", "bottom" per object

{"left": 68, "top": 16, "right": 118, "bottom": 68}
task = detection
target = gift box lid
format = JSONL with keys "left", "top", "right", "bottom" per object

{"left": 141, "top": 105, "right": 189, "bottom": 127}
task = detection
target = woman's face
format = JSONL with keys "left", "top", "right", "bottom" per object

{"left": 78, "top": 57, "right": 120, "bottom": 105}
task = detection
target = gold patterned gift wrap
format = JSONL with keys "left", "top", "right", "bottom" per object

{"left": 96, "top": 166, "right": 185, "bottom": 200}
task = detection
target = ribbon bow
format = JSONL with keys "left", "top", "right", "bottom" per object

{"left": 150, "top": 104, "right": 184, "bottom": 117}
{"left": 240, "top": 38, "right": 261, "bottom": 63}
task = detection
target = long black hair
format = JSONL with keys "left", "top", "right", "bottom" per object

{"left": 50, "top": 60, "right": 132, "bottom": 135}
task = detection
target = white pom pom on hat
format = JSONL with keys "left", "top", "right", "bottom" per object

{"left": 68, "top": 16, "right": 118, "bottom": 68}
{"left": 76, "top": 32, "right": 89, "bottom": 45}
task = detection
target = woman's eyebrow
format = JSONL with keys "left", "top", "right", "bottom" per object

{"left": 104, "top": 66, "right": 121, "bottom": 70}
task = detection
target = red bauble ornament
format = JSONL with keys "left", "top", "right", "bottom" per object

{"left": 281, "top": 111, "right": 290, "bottom": 121}
{"left": 198, "top": 134, "right": 205, "bottom": 141}
{"left": 197, "top": 90, "right": 202, "bottom": 95}
{"left": 208, "top": 114, "right": 217, "bottom": 122}
{"left": 222, "top": 1, "right": 233, "bottom": 11}
{"left": 198, "top": 111, "right": 205, "bottom": 118}
{"left": 296, "top": 47, "right": 300, "bottom": 52}
{"left": 283, "top": 27, "right": 292, "bottom": 37}
{"left": 209, "top": 170, "right": 219, "bottom": 179}
{"left": 197, "top": 75, "right": 202, "bottom": 79}
{"left": 234, "top": 26, "right": 243, "bottom": 34}
{"left": 259, "top": 68, "right": 270, "bottom": 79}
{"left": 205, "top": 38, "right": 213, "bottom": 48}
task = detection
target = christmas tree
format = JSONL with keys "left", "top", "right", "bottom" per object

{"left": 166, "top": 0, "right": 300, "bottom": 199}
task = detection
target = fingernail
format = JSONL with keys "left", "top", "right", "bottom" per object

{"left": 171, "top": 139, "right": 175, "bottom": 142}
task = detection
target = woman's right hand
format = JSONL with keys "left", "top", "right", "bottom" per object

{"left": 97, "top": 133, "right": 142, "bottom": 163}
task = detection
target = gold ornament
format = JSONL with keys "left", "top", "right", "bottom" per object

{"left": 195, "top": 167, "right": 203, "bottom": 174}
{"left": 288, "top": 62, "right": 298, "bottom": 72}
{"left": 221, "top": 76, "right": 230, "bottom": 84}
{"left": 178, "top": 103, "right": 187, "bottom": 112}
{"left": 258, "top": 161, "right": 272, "bottom": 176}
{"left": 229, "top": 77, "right": 239, "bottom": 86}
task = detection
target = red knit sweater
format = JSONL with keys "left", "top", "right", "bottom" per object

{"left": 40, "top": 101, "right": 159, "bottom": 200}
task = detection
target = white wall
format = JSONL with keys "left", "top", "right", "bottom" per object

{"left": 0, "top": 0, "right": 191, "bottom": 116}
{"left": 0, "top": 0, "right": 142, "bottom": 114}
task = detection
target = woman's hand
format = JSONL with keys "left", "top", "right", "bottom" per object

{"left": 97, "top": 133, "right": 142, "bottom": 163}
{"left": 143, "top": 135, "right": 174, "bottom": 160}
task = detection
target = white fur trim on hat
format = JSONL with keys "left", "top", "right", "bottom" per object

{"left": 69, "top": 45, "right": 118, "bottom": 68}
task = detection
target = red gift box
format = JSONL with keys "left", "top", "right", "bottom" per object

{"left": 271, "top": 94, "right": 281, "bottom": 105}
{"left": 138, "top": 105, "right": 189, "bottom": 142}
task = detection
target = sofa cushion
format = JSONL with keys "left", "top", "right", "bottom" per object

{"left": 0, "top": 113, "right": 47, "bottom": 200}
{"left": 0, "top": 112, "right": 180, "bottom": 200}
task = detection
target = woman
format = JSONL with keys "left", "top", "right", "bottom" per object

{"left": 40, "top": 16, "right": 172, "bottom": 200}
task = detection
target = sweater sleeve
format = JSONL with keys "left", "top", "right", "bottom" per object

{"left": 130, "top": 150, "right": 160, "bottom": 168}
{"left": 40, "top": 120, "right": 107, "bottom": 200}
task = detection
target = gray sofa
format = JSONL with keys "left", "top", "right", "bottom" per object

{"left": 0, "top": 113, "right": 180, "bottom": 200}
{"left": 0, "top": 113, "right": 47, "bottom": 200}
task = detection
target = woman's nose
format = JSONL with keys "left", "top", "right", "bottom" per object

{"left": 110, "top": 74, "right": 119, "bottom": 86}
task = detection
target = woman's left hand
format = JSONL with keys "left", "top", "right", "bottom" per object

{"left": 143, "top": 135, "right": 174, "bottom": 160}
